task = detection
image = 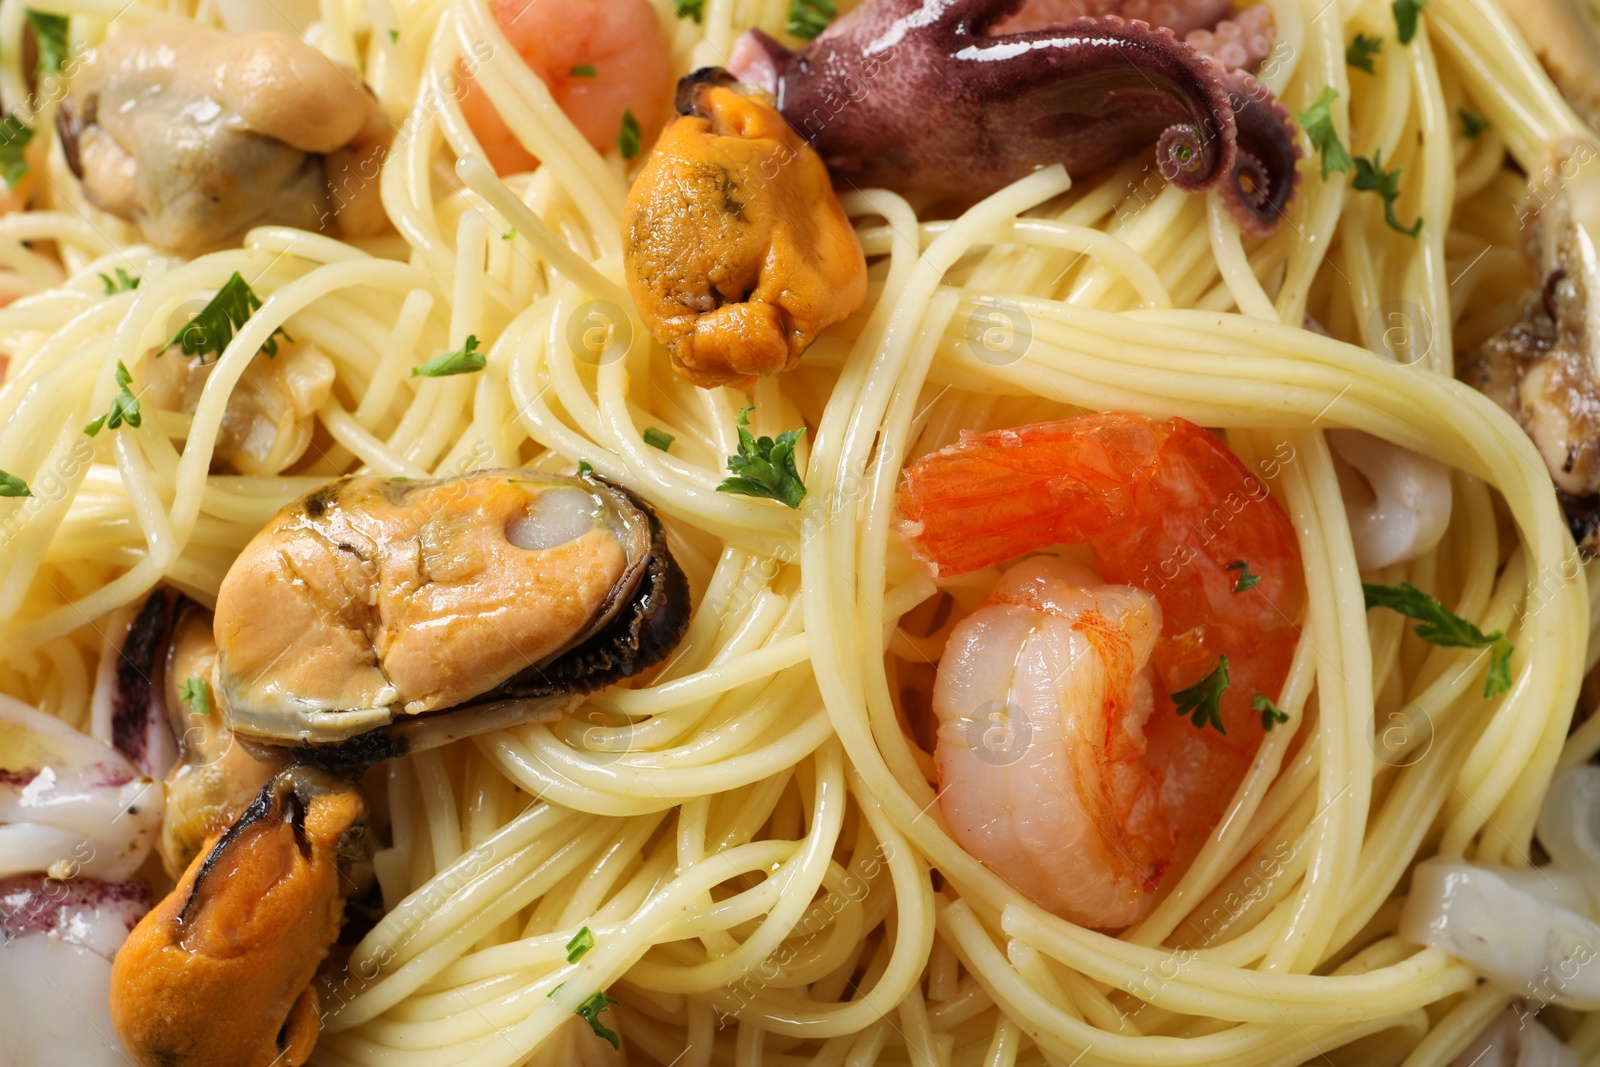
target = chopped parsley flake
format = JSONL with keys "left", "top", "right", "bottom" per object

{"left": 1363, "top": 582, "right": 1513, "bottom": 696}
{"left": 1393, "top": 0, "right": 1427, "bottom": 44}
{"left": 618, "top": 110, "right": 641, "bottom": 160}
{"left": 1252, "top": 694, "right": 1290, "bottom": 731}
{"left": 1226, "top": 560, "right": 1261, "bottom": 593}
{"left": 1296, "top": 87, "right": 1353, "bottom": 180}
{"left": 569, "top": 64, "right": 597, "bottom": 78}
{"left": 0, "top": 469, "right": 30, "bottom": 497}
{"left": 575, "top": 992, "right": 621, "bottom": 1049}
{"left": 100, "top": 267, "right": 139, "bottom": 294}
{"left": 1352, "top": 152, "right": 1422, "bottom": 237}
{"left": 1459, "top": 108, "right": 1488, "bottom": 138}
{"left": 787, "top": 0, "right": 837, "bottom": 39}
{"left": 642, "top": 427, "right": 674, "bottom": 452}
{"left": 717, "top": 406, "right": 807, "bottom": 509}
{"left": 165, "top": 272, "right": 290, "bottom": 362}
{"left": 412, "top": 335, "right": 485, "bottom": 377}
{"left": 25, "top": 10, "right": 68, "bottom": 79}
{"left": 565, "top": 926, "right": 594, "bottom": 963}
{"left": 1173, "top": 656, "right": 1230, "bottom": 735}
{"left": 178, "top": 676, "right": 212, "bottom": 717}
{"left": 83, "top": 360, "right": 141, "bottom": 437}
{"left": 673, "top": 0, "right": 705, "bottom": 22}
{"left": 0, "top": 113, "right": 34, "bottom": 187}
{"left": 1346, "top": 32, "right": 1382, "bottom": 73}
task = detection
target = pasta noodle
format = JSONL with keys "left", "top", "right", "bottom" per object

{"left": 2, "top": 0, "right": 1599, "bottom": 1063}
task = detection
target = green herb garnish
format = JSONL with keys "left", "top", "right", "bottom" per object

{"left": 642, "top": 427, "right": 674, "bottom": 452}
{"left": 1353, "top": 152, "right": 1422, "bottom": 237}
{"left": 0, "top": 113, "right": 34, "bottom": 187}
{"left": 1363, "top": 581, "right": 1513, "bottom": 696}
{"left": 1393, "top": 0, "right": 1426, "bottom": 44}
{"left": 569, "top": 64, "right": 597, "bottom": 78}
{"left": 618, "top": 110, "right": 641, "bottom": 160}
{"left": 575, "top": 992, "right": 621, "bottom": 1049}
{"left": 0, "top": 469, "right": 30, "bottom": 497}
{"left": 1226, "top": 560, "right": 1261, "bottom": 593}
{"left": 1173, "top": 656, "right": 1230, "bottom": 735}
{"left": 84, "top": 360, "right": 140, "bottom": 436}
{"left": 165, "top": 272, "right": 290, "bottom": 362}
{"left": 178, "top": 676, "right": 212, "bottom": 717}
{"left": 1346, "top": 32, "right": 1382, "bottom": 73}
{"left": 1459, "top": 108, "right": 1488, "bottom": 138}
{"left": 787, "top": 0, "right": 837, "bottom": 39}
{"left": 1296, "top": 87, "right": 1353, "bottom": 180}
{"left": 717, "top": 407, "right": 807, "bottom": 509}
{"left": 501, "top": 228, "right": 516, "bottom": 241}
{"left": 1252, "top": 694, "right": 1290, "bottom": 731}
{"left": 412, "top": 335, "right": 484, "bottom": 377}
{"left": 25, "top": 10, "right": 68, "bottom": 78}
{"left": 673, "top": 0, "right": 705, "bottom": 21}
{"left": 387, "top": 28, "right": 399, "bottom": 43}
{"left": 578, "top": 460, "right": 594, "bottom": 477}
{"left": 100, "top": 267, "right": 139, "bottom": 294}
{"left": 565, "top": 927, "right": 594, "bottom": 963}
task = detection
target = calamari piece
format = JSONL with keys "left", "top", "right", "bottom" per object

{"left": 111, "top": 767, "right": 365, "bottom": 1067}
{"left": 58, "top": 24, "right": 389, "bottom": 254}
{"left": 214, "top": 471, "right": 689, "bottom": 748}
{"left": 1463, "top": 141, "right": 1600, "bottom": 550}
{"left": 0, "top": 875, "right": 151, "bottom": 1067}
{"left": 89, "top": 590, "right": 180, "bottom": 778}
{"left": 138, "top": 340, "right": 336, "bottom": 476}
{"left": 728, "top": 0, "right": 1301, "bottom": 235}
{"left": 0, "top": 692, "right": 163, "bottom": 882}
{"left": 159, "top": 601, "right": 285, "bottom": 877}
{"left": 624, "top": 71, "right": 867, "bottom": 389}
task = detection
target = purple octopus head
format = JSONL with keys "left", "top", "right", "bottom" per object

{"left": 730, "top": 0, "right": 1299, "bottom": 234}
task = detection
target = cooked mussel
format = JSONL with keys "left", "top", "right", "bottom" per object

{"left": 110, "top": 766, "right": 365, "bottom": 1067}
{"left": 215, "top": 470, "right": 690, "bottom": 752}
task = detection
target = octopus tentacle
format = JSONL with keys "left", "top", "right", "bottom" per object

{"left": 995, "top": 0, "right": 1275, "bottom": 70}
{"left": 1220, "top": 68, "right": 1302, "bottom": 235}
{"left": 739, "top": 4, "right": 1242, "bottom": 204}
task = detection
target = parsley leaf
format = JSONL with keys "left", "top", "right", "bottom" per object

{"left": 1459, "top": 108, "right": 1488, "bottom": 138}
{"left": 674, "top": 0, "right": 705, "bottom": 21}
{"left": 84, "top": 360, "right": 141, "bottom": 436}
{"left": 578, "top": 460, "right": 594, "bottom": 477}
{"left": 1296, "top": 87, "right": 1353, "bottom": 180}
{"left": 0, "top": 469, "right": 30, "bottom": 497}
{"left": 788, "top": 0, "right": 837, "bottom": 39}
{"left": 178, "top": 676, "right": 212, "bottom": 717}
{"left": 566, "top": 926, "right": 594, "bottom": 963}
{"left": 412, "top": 335, "right": 484, "bottom": 377}
{"left": 1346, "top": 32, "right": 1382, "bottom": 73}
{"left": 166, "top": 272, "right": 290, "bottom": 362}
{"left": 0, "top": 113, "right": 34, "bottom": 187}
{"left": 1352, "top": 152, "right": 1422, "bottom": 237}
{"left": 642, "top": 427, "right": 674, "bottom": 452}
{"left": 1252, "top": 694, "right": 1290, "bottom": 731}
{"left": 387, "top": 28, "right": 399, "bottom": 43}
{"left": 1362, "top": 582, "right": 1513, "bottom": 697}
{"left": 1226, "top": 560, "right": 1261, "bottom": 593}
{"left": 501, "top": 228, "right": 516, "bottom": 241}
{"left": 618, "top": 109, "right": 641, "bottom": 160}
{"left": 570, "top": 64, "right": 597, "bottom": 78}
{"left": 25, "top": 10, "right": 68, "bottom": 79}
{"left": 717, "top": 407, "right": 807, "bottom": 509}
{"left": 1392, "top": 0, "right": 1426, "bottom": 44}
{"left": 100, "top": 267, "right": 139, "bottom": 294}
{"left": 575, "top": 991, "right": 621, "bottom": 1049}
{"left": 1173, "top": 656, "right": 1229, "bottom": 735}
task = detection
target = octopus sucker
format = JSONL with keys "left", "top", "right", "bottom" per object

{"left": 727, "top": 0, "right": 1299, "bottom": 232}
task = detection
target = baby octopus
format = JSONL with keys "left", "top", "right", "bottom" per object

{"left": 729, "top": 0, "right": 1299, "bottom": 235}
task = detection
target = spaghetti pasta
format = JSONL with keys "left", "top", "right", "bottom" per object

{"left": 2, "top": 0, "right": 1599, "bottom": 1064}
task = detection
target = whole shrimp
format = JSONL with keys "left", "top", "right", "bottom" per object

{"left": 460, "top": 0, "right": 672, "bottom": 174}
{"left": 896, "top": 414, "right": 1305, "bottom": 927}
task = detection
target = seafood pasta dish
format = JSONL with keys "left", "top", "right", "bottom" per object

{"left": 11, "top": 0, "right": 1600, "bottom": 1064}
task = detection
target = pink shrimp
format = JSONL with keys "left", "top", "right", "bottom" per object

{"left": 460, "top": 0, "right": 673, "bottom": 175}
{"left": 897, "top": 414, "right": 1304, "bottom": 927}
